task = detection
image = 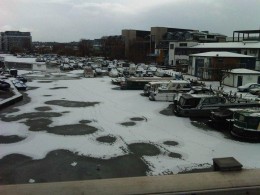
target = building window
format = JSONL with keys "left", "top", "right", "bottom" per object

{"left": 170, "top": 44, "right": 174, "bottom": 49}
{"left": 179, "top": 43, "right": 187, "bottom": 47}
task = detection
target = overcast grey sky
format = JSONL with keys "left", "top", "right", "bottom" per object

{"left": 0, "top": 0, "right": 259, "bottom": 42}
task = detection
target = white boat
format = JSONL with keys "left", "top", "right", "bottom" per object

{"left": 109, "top": 68, "right": 119, "bottom": 77}
{"left": 84, "top": 67, "right": 95, "bottom": 78}
{"left": 149, "top": 80, "right": 191, "bottom": 101}
{"left": 143, "top": 81, "right": 170, "bottom": 96}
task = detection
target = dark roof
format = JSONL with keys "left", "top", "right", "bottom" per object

{"left": 233, "top": 30, "right": 260, "bottom": 34}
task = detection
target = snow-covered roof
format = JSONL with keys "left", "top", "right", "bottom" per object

{"left": 191, "top": 41, "right": 260, "bottom": 49}
{"left": 229, "top": 68, "right": 260, "bottom": 74}
{"left": 189, "top": 51, "right": 255, "bottom": 58}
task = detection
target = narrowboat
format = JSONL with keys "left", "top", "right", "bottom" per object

{"left": 173, "top": 94, "right": 226, "bottom": 117}
{"left": 231, "top": 109, "right": 260, "bottom": 140}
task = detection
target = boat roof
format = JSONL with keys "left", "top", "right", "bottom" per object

{"left": 234, "top": 108, "right": 260, "bottom": 117}
{"left": 148, "top": 81, "right": 171, "bottom": 85}
{"left": 169, "top": 80, "right": 190, "bottom": 84}
{"left": 227, "top": 68, "right": 260, "bottom": 74}
{"left": 181, "top": 93, "right": 216, "bottom": 99}
{"left": 127, "top": 77, "right": 173, "bottom": 82}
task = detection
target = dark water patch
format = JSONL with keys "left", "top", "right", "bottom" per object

{"left": 1, "top": 108, "right": 20, "bottom": 114}
{"left": 48, "top": 124, "right": 98, "bottom": 135}
{"left": 0, "top": 150, "right": 149, "bottom": 184}
{"left": 23, "top": 118, "right": 53, "bottom": 131}
{"left": 96, "top": 135, "right": 117, "bottom": 144}
{"left": 2, "top": 112, "right": 62, "bottom": 122}
{"left": 27, "top": 86, "right": 39, "bottom": 91}
{"left": 79, "top": 120, "right": 92, "bottom": 124}
{"left": 111, "top": 87, "right": 121, "bottom": 90}
{"left": 62, "top": 111, "right": 70, "bottom": 114}
{"left": 128, "top": 143, "right": 161, "bottom": 156}
{"left": 38, "top": 80, "right": 53, "bottom": 83}
{"left": 159, "top": 104, "right": 174, "bottom": 116}
{"left": 0, "top": 135, "right": 26, "bottom": 144}
{"left": 35, "top": 106, "right": 52, "bottom": 112}
{"left": 130, "top": 117, "right": 144, "bottom": 122}
{"left": 45, "top": 100, "right": 100, "bottom": 108}
{"left": 163, "top": 141, "right": 179, "bottom": 146}
{"left": 43, "top": 95, "right": 52, "bottom": 97}
{"left": 0, "top": 90, "right": 14, "bottom": 99}
{"left": 168, "top": 152, "right": 182, "bottom": 159}
{"left": 120, "top": 122, "right": 136, "bottom": 127}
{"left": 49, "top": 87, "right": 68, "bottom": 90}
{"left": 191, "top": 118, "right": 237, "bottom": 141}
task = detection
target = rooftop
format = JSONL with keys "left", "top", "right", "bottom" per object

{"left": 229, "top": 68, "right": 260, "bottom": 74}
{"left": 189, "top": 51, "right": 255, "bottom": 58}
{"left": 191, "top": 41, "right": 260, "bottom": 49}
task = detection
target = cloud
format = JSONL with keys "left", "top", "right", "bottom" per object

{"left": 0, "top": 0, "right": 260, "bottom": 41}
{"left": 0, "top": 25, "right": 13, "bottom": 32}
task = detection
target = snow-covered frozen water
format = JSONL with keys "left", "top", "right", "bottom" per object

{"left": 1, "top": 54, "right": 260, "bottom": 175}
{"left": 1, "top": 75, "right": 260, "bottom": 175}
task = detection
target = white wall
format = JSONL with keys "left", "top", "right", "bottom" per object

{"left": 168, "top": 41, "right": 198, "bottom": 66}
{"left": 224, "top": 73, "right": 260, "bottom": 87}
{"left": 188, "top": 57, "right": 196, "bottom": 75}
{"left": 223, "top": 74, "right": 235, "bottom": 86}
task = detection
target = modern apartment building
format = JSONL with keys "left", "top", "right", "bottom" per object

{"left": 122, "top": 29, "right": 150, "bottom": 62}
{"left": 0, "top": 31, "right": 32, "bottom": 52}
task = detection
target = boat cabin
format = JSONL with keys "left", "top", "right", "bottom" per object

{"left": 173, "top": 94, "right": 226, "bottom": 117}
{"left": 232, "top": 109, "right": 260, "bottom": 140}
{"left": 143, "top": 81, "right": 170, "bottom": 96}
{"left": 149, "top": 80, "right": 191, "bottom": 101}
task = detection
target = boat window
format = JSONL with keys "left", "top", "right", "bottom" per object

{"left": 210, "top": 97, "right": 221, "bottom": 104}
{"left": 239, "top": 115, "right": 245, "bottom": 122}
{"left": 180, "top": 97, "right": 200, "bottom": 107}
{"left": 179, "top": 97, "right": 186, "bottom": 106}
{"left": 202, "top": 98, "right": 210, "bottom": 104}
{"left": 247, "top": 117, "right": 260, "bottom": 129}
{"left": 184, "top": 84, "right": 191, "bottom": 88}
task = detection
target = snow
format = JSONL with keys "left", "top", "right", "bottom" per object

{"left": 190, "top": 51, "right": 255, "bottom": 58}
{"left": 229, "top": 68, "right": 260, "bottom": 74}
{"left": 0, "top": 54, "right": 45, "bottom": 64}
{"left": 71, "top": 162, "right": 77, "bottom": 167}
{"left": 1, "top": 72, "right": 260, "bottom": 175}
{"left": 0, "top": 77, "right": 260, "bottom": 175}
{"left": 29, "top": 179, "right": 35, "bottom": 183}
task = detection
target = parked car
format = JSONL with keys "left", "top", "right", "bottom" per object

{"left": 249, "top": 87, "right": 260, "bottom": 95}
{"left": 237, "top": 83, "right": 260, "bottom": 92}
{"left": 0, "top": 80, "right": 11, "bottom": 91}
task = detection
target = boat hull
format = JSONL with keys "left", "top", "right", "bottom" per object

{"left": 231, "top": 125, "right": 260, "bottom": 140}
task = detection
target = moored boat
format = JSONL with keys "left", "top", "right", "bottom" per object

{"left": 231, "top": 108, "right": 260, "bottom": 140}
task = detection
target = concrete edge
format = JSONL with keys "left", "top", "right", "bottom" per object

{"left": 0, "top": 80, "right": 23, "bottom": 110}
{"left": 1, "top": 169, "right": 260, "bottom": 195}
